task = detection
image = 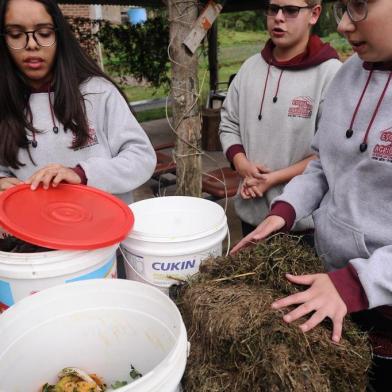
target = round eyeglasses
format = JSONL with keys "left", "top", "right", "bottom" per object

{"left": 333, "top": 0, "right": 368, "bottom": 24}
{"left": 4, "top": 27, "right": 57, "bottom": 50}
{"left": 264, "top": 4, "right": 313, "bottom": 19}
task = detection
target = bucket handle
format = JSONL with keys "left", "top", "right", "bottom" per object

{"left": 118, "top": 245, "right": 182, "bottom": 287}
{"left": 224, "top": 226, "right": 231, "bottom": 257}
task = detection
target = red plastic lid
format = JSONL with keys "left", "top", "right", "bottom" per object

{"left": 0, "top": 184, "right": 134, "bottom": 250}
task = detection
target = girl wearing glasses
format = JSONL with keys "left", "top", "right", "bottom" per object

{"left": 0, "top": 0, "right": 156, "bottom": 204}
{"left": 219, "top": 0, "right": 341, "bottom": 238}
{"left": 232, "top": 0, "right": 392, "bottom": 389}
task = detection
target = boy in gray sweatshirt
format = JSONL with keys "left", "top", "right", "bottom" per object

{"left": 219, "top": 0, "right": 340, "bottom": 236}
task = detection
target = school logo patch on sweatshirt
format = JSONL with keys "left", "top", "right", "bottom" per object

{"left": 288, "top": 96, "right": 313, "bottom": 119}
{"left": 372, "top": 127, "right": 392, "bottom": 163}
{"left": 73, "top": 127, "right": 99, "bottom": 150}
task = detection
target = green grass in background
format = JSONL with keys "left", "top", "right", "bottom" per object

{"left": 122, "top": 30, "right": 351, "bottom": 121}
{"left": 123, "top": 29, "right": 266, "bottom": 105}
{"left": 123, "top": 84, "right": 167, "bottom": 102}
{"left": 134, "top": 107, "right": 172, "bottom": 123}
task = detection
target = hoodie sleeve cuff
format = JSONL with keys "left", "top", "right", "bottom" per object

{"left": 71, "top": 165, "right": 88, "bottom": 185}
{"left": 226, "top": 144, "right": 246, "bottom": 163}
{"left": 328, "top": 264, "right": 369, "bottom": 313}
{"left": 267, "top": 201, "right": 296, "bottom": 232}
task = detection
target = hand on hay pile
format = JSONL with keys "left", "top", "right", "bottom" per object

{"left": 231, "top": 215, "right": 285, "bottom": 254}
{"left": 272, "top": 273, "right": 348, "bottom": 343}
{"left": 178, "top": 235, "right": 371, "bottom": 392}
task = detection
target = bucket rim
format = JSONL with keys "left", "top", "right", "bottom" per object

{"left": 127, "top": 217, "right": 227, "bottom": 243}
{"left": 0, "top": 279, "right": 184, "bottom": 339}
{"left": 0, "top": 244, "right": 118, "bottom": 265}
{"left": 128, "top": 196, "right": 227, "bottom": 241}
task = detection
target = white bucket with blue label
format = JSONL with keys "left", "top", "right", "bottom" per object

{"left": 0, "top": 245, "right": 118, "bottom": 312}
{"left": 121, "top": 196, "right": 228, "bottom": 293}
{"left": 0, "top": 184, "right": 134, "bottom": 312}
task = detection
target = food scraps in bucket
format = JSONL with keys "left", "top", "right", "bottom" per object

{"left": 41, "top": 365, "right": 143, "bottom": 392}
{"left": 41, "top": 367, "right": 105, "bottom": 392}
{"left": 0, "top": 235, "right": 54, "bottom": 253}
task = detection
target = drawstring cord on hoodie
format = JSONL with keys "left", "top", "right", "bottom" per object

{"left": 47, "top": 84, "right": 59, "bottom": 134}
{"left": 273, "top": 69, "right": 284, "bottom": 103}
{"left": 346, "top": 70, "right": 392, "bottom": 152}
{"left": 258, "top": 63, "right": 284, "bottom": 120}
{"left": 345, "top": 70, "right": 373, "bottom": 139}
{"left": 257, "top": 35, "right": 339, "bottom": 122}
{"left": 30, "top": 84, "right": 58, "bottom": 148}
{"left": 258, "top": 63, "right": 271, "bottom": 120}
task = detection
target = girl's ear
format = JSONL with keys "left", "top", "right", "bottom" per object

{"left": 309, "top": 5, "right": 322, "bottom": 26}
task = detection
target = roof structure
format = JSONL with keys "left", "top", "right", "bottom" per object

{"left": 57, "top": 0, "right": 267, "bottom": 13}
{"left": 57, "top": 0, "right": 335, "bottom": 12}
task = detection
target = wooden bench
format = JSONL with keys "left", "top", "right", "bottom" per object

{"left": 151, "top": 143, "right": 177, "bottom": 195}
{"left": 202, "top": 167, "right": 241, "bottom": 201}
{"left": 152, "top": 144, "right": 241, "bottom": 200}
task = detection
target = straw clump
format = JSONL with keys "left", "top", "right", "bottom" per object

{"left": 176, "top": 234, "right": 371, "bottom": 392}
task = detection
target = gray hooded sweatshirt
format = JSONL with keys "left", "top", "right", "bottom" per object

{"left": 274, "top": 55, "right": 392, "bottom": 310}
{"left": 219, "top": 36, "right": 341, "bottom": 230}
{"left": 0, "top": 77, "right": 156, "bottom": 204}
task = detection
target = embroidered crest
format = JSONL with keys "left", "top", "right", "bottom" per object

{"left": 73, "top": 127, "right": 99, "bottom": 150}
{"left": 288, "top": 96, "right": 313, "bottom": 118}
{"left": 372, "top": 127, "right": 392, "bottom": 163}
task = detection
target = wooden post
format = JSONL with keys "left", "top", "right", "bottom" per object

{"left": 168, "top": 0, "right": 202, "bottom": 197}
{"left": 208, "top": 21, "right": 218, "bottom": 93}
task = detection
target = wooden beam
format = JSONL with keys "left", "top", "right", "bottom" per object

{"left": 56, "top": 0, "right": 267, "bottom": 12}
{"left": 57, "top": 0, "right": 334, "bottom": 10}
{"left": 208, "top": 21, "right": 218, "bottom": 92}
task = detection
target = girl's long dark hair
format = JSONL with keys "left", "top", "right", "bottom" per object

{"left": 0, "top": 0, "right": 129, "bottom": 169}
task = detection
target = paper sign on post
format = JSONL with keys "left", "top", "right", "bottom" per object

{"left": 183, "top": 0, "right": 223, "bottom": 54}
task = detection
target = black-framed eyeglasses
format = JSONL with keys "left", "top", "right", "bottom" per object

{"left": 264, "top": 4, "right": 313, "bottom": 18}
{"left": 3, "top": 27, "right": 57, "bottom": 50}
{"left": 333, "top": 0, "right": 368, "bottom": 24}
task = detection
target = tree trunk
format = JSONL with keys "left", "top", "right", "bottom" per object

{"left": 168, "top": 0, "right": 202, "bottom": 197}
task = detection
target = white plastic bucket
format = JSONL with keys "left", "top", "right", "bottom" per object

{"left": 0, "top": 279, "right": 188, "bottom": 392}
{"left": 0, "top": 245, "right": 118, "bottom": 312}
{"left": 121, "top": 196, "right": 228, "bottom": 293}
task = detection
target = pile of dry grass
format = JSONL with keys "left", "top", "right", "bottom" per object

{"left": 175, "top": 234, "right": 371, "bottom": 392}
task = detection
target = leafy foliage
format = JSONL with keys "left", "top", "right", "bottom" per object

{"left": 96, "top": 16, "right": 170, "bottom": 88}
{"left": 218, "top": 10, "right": 265, "bottom": 31}
{"left": 314, "top": 3, "right": 339, "bottom": 38}
{"left": 66, "top": 16, "right": 100, "bottom": 61}
{"left": 66, "top": 16, "right": 169, "bottom": 88}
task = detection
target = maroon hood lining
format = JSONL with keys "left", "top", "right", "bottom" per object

{"left": 363, "top": 61, "right": 392, "bottom": 71}
{"left": 261, "top": 35, "right": 340, "bottom": 70}
{"left": 30, "top": 82, "right": 54, "bottom": 94}
{"left": 256, "top": 35, "right": 339, "bottom": 121}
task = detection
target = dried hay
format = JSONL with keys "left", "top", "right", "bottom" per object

{"left": 175, "top": 234, "right": 371, "bottom": 392}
